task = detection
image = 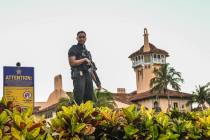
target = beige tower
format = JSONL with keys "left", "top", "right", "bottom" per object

{"left": 129, "top": 28, "right": 169, "bottom": 94}
{"left": 54, "top": 75, "right": 63, "bottom": 91}
{"left": 37, "top": 74, "right": 68, "bottom": 110}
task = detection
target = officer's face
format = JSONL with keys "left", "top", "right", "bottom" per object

{"left": 77, "top": 33, "right": 86, "bottom": 45}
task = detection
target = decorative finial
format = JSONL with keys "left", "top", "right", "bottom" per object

{"left": 144, "top": 28, "right": 148, "bottom": 36}
{"left": 143, "top": 28, "right": 150, "bottom": 52}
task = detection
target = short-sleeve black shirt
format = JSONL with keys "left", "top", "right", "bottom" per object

{"left": 68, "top": 43, "right": 90, "bottom": 72}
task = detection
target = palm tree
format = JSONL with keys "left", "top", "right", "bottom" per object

{"left": 187, "top": 82, "right": 210, "bottom": 110}
{"left": 150, "top": 63, "right": 184, "bottom": 110}
{"left": 93, "top": 88, "right": 117, "bottom": 109}
{"left": 57, "top": 90, "right": 117, "bottom": 109}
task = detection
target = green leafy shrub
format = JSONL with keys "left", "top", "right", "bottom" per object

{"left": 0, "top": 98, "right": 52, "bottom": 140}
{"left": 0, "top": 99, "right": 209, "bottom": 140}
{"left": 50, "top": 101, "right": 210, "bottom": 140}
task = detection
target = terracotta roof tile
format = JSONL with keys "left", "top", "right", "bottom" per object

{"left": 113, "top": 93, "right": 133, "bottom": 105}
{"left": 128, "top": 43, "right": 169, "bottom": 58}
{"left": 130, "top": 89, "right": 192, "bottom": 102}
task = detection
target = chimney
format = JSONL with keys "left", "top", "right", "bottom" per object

{"left": 117, "top": 88, "right": 126, "bottom": 94}
{"left": 54, "top": 74, "right": 62, "bottom": 91}
{"left": 143, "top": 28, "right": 150, "bottom": 52}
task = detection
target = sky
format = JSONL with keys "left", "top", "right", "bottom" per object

{"left": 0, "top": 0, "right": 210, "bottom": 102}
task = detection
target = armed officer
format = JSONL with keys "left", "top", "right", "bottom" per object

{"left": 68, "top": 31, "right": 101, "bottom": 105}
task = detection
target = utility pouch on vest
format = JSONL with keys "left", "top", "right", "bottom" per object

{"left": 71, "top": 69, "right": 84, "bottom": 79}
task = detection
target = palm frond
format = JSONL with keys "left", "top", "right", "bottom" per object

{"left": 94, "top": 89, "right": 117, "bottom": 109}
{"left": 150, "top": 63, "right": 184, "bottom": 110}
{"left": 188, "top": 83, "right": 210, "bottom": 109}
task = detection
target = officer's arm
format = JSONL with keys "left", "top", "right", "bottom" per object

{"left": 69, "top": 56, "right": 89, "bottom": 66}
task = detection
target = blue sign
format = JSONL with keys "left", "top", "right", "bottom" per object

{"left": 3, "top": 66, "right": 34, "bottom": 87}
{"left": 3, "top": 66, "right": 35, "bottom": 109}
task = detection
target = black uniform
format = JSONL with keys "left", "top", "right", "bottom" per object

{"left": 68, "top": 43, "right": 94, "bottom": 105}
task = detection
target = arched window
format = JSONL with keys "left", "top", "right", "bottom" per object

{"left": 154, "top": 54, "right": 157, "bottom": 58}
{"left": 174, "top": 102, "right": 178, "bottom": 109}
{"left": 153, "top": 101, "right": 161, "bottom": 112}
{"left": 153, "top": 101, "right": 159, "bottom": 107}
{"left": 138, "top": 56, "right": 141, "bottom": 61}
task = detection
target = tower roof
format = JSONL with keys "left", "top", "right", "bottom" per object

{"left": 129, "top": 28, "right": 169, "bottom": 58}
{"left": 128, "top": 43, "right": 169, "bottom": 58}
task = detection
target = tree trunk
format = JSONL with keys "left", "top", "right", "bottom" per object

{"left": 156, "top": 94, "right": 160, "bottom": 107}
{"left": 179, "top": 92, "right": 183, "bottom": 112}
{"left": 166, "top": 89, "right": 170, "bottom": 111}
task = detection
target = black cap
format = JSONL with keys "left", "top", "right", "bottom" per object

{"left": 16, "top": 62, "right": 21, "bottom": 67}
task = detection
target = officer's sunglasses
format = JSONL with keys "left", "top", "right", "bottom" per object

{"left": 78, "top": 36, "right": 86, "bottom": 39}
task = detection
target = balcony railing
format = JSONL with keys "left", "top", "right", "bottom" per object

{"left": 153, "top": 58, "right": 166, "bottom": 64}
{"left": 132, "top": 58, "right": 166, "bottom": 68}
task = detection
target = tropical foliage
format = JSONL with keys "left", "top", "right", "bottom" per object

{"left": 50, "top": 101, "right": 210, "bottom": 140}
{"left": 187, "top": 82, "right": 210, "bottom": 110}
{"left": 57, "top": 92, "right": 75, "bottom": 111}
{"left": 0, "top": 99, "right": 209, "bottom": 140}
{"left": 58, "top": 89, "right": 117, "bottom": 110}
{"left": 93, "top": 89, "right": 117, "bottom": 109}
{"left": 0, "top": 98, "right": 53, "bottom": 140}
{"left": 150, "top": 63, "right": 184, "bottom": 110}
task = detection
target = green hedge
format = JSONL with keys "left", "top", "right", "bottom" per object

{"left": 0, "top": 101, "right": 209, "bottom": 140}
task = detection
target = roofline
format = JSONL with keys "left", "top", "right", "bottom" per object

{"left": 130, "top": 95, "right": 192, "bottom": 102}
{"left": 128, "top": 51, "right": 169, "bottom": 58}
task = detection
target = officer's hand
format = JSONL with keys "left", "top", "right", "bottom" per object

{"left": 97, "top": 85, "right": 102, "bottom": 90}
{"left": 83, "top": 58, "right": 91, "bottom": 65}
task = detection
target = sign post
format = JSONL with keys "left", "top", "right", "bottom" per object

{"left": 3, "top": 64, "right": 34, "bottom": 111}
